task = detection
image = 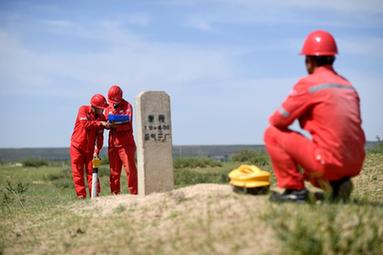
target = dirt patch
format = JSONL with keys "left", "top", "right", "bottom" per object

{"left": 69, "top": 184, "right": 279, "bottom": 254}
{"left": 72, "top": 184, "right": 234, "bottom": 215}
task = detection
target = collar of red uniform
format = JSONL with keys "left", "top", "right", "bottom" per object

{"left": 111, "top": 99, "right": 125, "bottom": 111}
{"left": 314, "top": 65, "right": 335, "bottom": 74}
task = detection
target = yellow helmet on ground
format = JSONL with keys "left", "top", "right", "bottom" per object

{"left": 229, "top": 165, "right": 271, "bottom": 195}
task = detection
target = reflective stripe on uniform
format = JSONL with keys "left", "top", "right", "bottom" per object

{"left": 278, "top": 106, "right": 289, "bottom": 117}
{"left": 308, "top": 83, "right": 355, "bottom": 93}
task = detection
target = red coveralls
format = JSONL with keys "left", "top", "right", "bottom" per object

{"left": 264, "top": 66, "right": 365, "bottom": 190}
{"left": 70, "top": 106, "right": 105, "bottom": 198}
{"left": 106, "top": 99, "right": 138, "bottom": 194}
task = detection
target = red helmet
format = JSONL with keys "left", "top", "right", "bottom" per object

{"left": 108, "top": 85, "right": 123, "bottom": 104}
{"left": 90, "top": 94, "right": 108, "bottom": 109}
{"left": 300, "top": 30, "right": 338, "bottom": 56}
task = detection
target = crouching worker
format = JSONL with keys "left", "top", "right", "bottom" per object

{"left": 264, "top": 30, "right": 365, "bottom": 203}
{"left": 70, "top": 94, "right": 109, "bottom": 199}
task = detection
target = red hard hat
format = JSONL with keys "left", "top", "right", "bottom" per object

{"left": 300, "top": 30, "right": 338, "bottom": 56}
{"left": 108, "top": 85, "right": 123, "bottom": 104}
{"left": 90, "top": 94, "right": 108, "bottom": 109}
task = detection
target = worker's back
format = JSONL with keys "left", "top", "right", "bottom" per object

{"left": 298, "top": 66, "right": 365, "bottom": 176}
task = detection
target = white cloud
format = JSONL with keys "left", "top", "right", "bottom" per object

{"left": 167, "top": 0, "right": 383, "bottom": 14}
{"left": 282, "top": 35, "right": 383, "bottom": 59}
{"left": 186, "top": 17, "right": 214, "bottom": 31}
{"left": 340, "top": 37, "right": 383, "bottom": 58}
{"left": 0, "top": 31, "right": 52, "bottom": 90}
{"left": 44, "top": 19, "right": 75, "bottom": 28}
{"left": 165, "top": 0, "right": 383, "bottom": 28}
{"left": 0, "top": 22, "right": 237, "bottom": 98}
{"left": 1, "top": 1, "right": 382, "bottom": 146}
{"left": 126, "top": 13, "right": 151, "bottom": 26}
{"left": 271, "top": 0, "right": 383, "bottom": 14}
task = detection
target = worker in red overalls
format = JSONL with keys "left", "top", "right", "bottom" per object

{"left": 70, "top": 94, "right": 109, "bottom": 199}
{"left": 105, "top": 85, "right": 138, "bottom": 195}
{"left": 264, "top": 30, "right": 365, "bottom": 202}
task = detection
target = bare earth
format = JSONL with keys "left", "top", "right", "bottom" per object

{"left": 69, "top": 184, "right": 280, "bottom": 255}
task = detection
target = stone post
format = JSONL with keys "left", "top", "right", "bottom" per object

{"left": 135, "top": 91, "right": 174, "bottom": 196}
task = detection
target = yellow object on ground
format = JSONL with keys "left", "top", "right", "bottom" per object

{"left": 229, "top": 165, "right": 271, "bottom": 194}
{"left": 92, "top": 157, "right": 102, "bottom": 168}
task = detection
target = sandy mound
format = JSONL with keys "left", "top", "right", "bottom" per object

{"left": 72, "top": 184, "right": 235, "bottom": 216}
{"left": 68, "top": 184, "right": 279, "bottom": 254}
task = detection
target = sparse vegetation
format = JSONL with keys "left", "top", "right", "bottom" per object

{"left": 1, "top": 181, "right": 29, "bottom": 210}
{"left": 368, "top": 136, "right": 383, "bottom": 154}
{"left": 173, "top": 157, "right": 222, "bottom": 169}
{"left": 100, "top": 157, "right": 110, "bottom": 165}
{"left": 231, "top": 149, "right": 270, "bottom": 166}
{"left": 0, "top": 149, "right": 382, "bottom": 254}
{"left": 262, "top": 203, "right": 383, "bottom": 255}
{"left": 21, "top": 158, "right": 49, "bottom": 167}
{"left": 174, "top": 168, "right": 229, "bottom": 188}
{"left": 44, "top": 166, "right": 73, "bottom": 190}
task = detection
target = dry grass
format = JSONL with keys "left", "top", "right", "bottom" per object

{"left": 1, "top": 153, "right": 382, "bottom": 255}
{"left": 3, "top": 184, "right": 279, "bottom": 255}
{"left": 262, "top": 153, "right": 383, "bottom": 255}
{"left": 352, "top": 153, "right": 383, "bottom": 203}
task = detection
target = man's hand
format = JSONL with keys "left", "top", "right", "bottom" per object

{"left": 100, "top": 121, "right": 111, "bottom": 129}
{"left": 107, "top": 121, "right": 116, "bottom": 129}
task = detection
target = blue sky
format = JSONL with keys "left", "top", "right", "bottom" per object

{"left": 0, "top": 0, "right": 382, "bottom": 147}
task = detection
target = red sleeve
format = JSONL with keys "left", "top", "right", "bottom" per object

{"left": 95, "top": 115, "right": 106, "bottom": 155}
{"left": 77, "top": 106, "right": 102, "bottom": 130}
{"left": 269, "top": 83, "right": 311, "bottom": 129}
{"left": 104, "top": 107, "right": 110, "bottom": 120}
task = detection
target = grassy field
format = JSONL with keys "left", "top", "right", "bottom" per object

{"left": 1, "top": 150, "right": 382, "bottom": 254}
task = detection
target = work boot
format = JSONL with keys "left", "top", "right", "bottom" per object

{"left": 269, "top": 188, "right": 308, "bottom": 203}
{"left": 330, "top": 177, "right": 353, "bottom": 201}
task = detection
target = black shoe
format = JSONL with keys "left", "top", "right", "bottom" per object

{"left": 330, "top": 177, "right": 353, "bottom": 201}
{"left": 269, "top": 188, "right": 308, "bottom": 203}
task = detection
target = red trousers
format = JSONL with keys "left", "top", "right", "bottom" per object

{"left": 70, "top": 145, "right": 100, "bottom": 198}
{"left": 264, "top": 126, "right": 360, "bottom": 190}
{"left": 108, "top": 146, "right": 138, "bottom": 195}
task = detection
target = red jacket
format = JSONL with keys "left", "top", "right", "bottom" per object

{"left": 70, "top": 105, "right": 105, "bottom": 155}
{"left": 269, "top": 66, "right": 365, "bottom": 170}
{"left": 105, "top": 99, "right": 135, "bottom": 148}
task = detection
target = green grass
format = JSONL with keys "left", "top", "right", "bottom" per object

{"left": 262, "top": 152, "right": 383, "bottom": 255}
{"left": 0, "top": 152, "right": 382, "bottom": 254}
{"left": 231, "top": 149, "right": 270, "bottom": 166}
{"left": 173, "top": 157, "right": 222, "bottom": 169}
{"left": 262, "top": 203, "right": 383, "bottom": 255}
{"left": 21, "top": 158, "right": 49, "bottom": 167}
{"left": 174, "top": 166, "right": 231, "bottom": 188}
{"left": 368, "top": 141, "right": 383, "bottom": 154}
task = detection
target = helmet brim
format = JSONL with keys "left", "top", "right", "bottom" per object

{"left": 108, "top": 99, "right": 121, "bottom": 104}
{"left": 91, "top": 103, "right": 108, "bottom": 109}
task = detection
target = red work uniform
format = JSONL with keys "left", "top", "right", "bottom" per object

{"left": 106, "top": 99, "right": 138, "bottom": 194}
{"left": 70, "top": 106, "right": 106, "bottom": 198}
{"left": 264, "top": 66, "right": 365, "bottom": 190}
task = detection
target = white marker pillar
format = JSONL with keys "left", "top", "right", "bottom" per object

{"left": 135, "top": 91, "right": 174, "bottom": 196}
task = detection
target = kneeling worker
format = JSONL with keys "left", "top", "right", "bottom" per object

{"left": 264, "top": 30, "right": 365, "bottom": 202}
{"left": 70, "top": 94, "right": 109, "bottom": 199}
